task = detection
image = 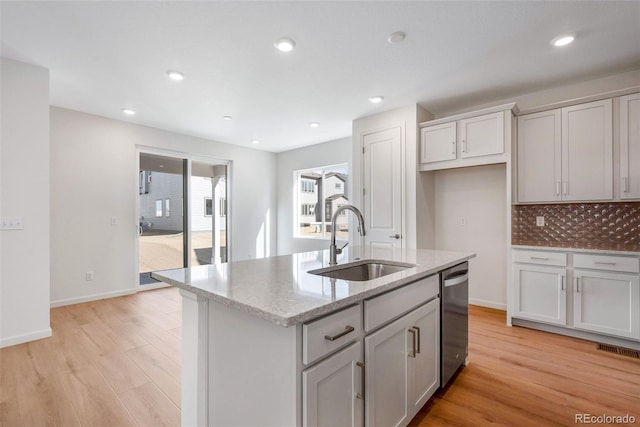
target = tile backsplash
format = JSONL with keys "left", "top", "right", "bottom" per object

{"left": 512, "top": 202, "right": 640, "bottom": 252}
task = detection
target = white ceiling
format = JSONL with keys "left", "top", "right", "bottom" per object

{"left": 2, "top": 1, "right": 639, "bottom": 153}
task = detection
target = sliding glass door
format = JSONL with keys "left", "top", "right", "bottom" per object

{"left": 138, "top": 151, "right": 229, "bottom": 286}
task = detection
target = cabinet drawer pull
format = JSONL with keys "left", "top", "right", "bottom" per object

{"left": 594, "top": 261, "right": 616, "bottom": 266}
{"left": 413, "top": 326, "right": 421, "bottom": 354}
{"left": 462, "top": 139, "right": 467, "bottom": 153}
{"left": 324, "top": 325, "right": 355, "bottom": 341}
{"left": 356, "top": 361, "right": 365, "bottom": 400}
{"left": 623, "top": 176, "right": 629, "bottom": 193}
{"left": 408, "top": 328, "right": 417, "bottom": 358}
{"left": 576, "top": 277, "right": 580, "bottom": 293}
{"left": 561, "top": 276, "right": 565, "bottom": 291}
{"left": 563, "top": 181, "right": 568, "bottom": 196}
{"left": 530, "top": 256, "right": 549, "bottom": 261}
{"left": 556, "top": 181, "right": 561, "bottom": 196}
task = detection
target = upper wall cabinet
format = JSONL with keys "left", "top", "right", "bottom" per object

{"left": 419, "top": 104, "right": 515, "bottom": 172}
{"left": 517, "top": 99, "right": 613, "bottom": 203}
{"left": 620, "top": 93, "right": 640, "bottom": 199}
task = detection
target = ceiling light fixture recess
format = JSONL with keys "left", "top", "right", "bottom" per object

{"left": 387, "top": 31, "right": 406, "bottom": 44}
{"left": 251, "top": 140, "right": 260, "bottom": 144}
{"left": 166, "top": 70, "right": 185, "bottom": 81}
{"left": 275, "top": 37, "right": 296, "bottom": 52}
{"left": 309, "top": 122, "right": 320, "bottom": 128}
{"left": 122, "top": 108, "right": 136, "bottom": 115}
{"left": 368, "top": 96, "right": 384, "bottom": 104}
{"left": 551, "top": 35, "right": 575, "bottom": 47}
{"left": 223, "top": 116, "right": 233, "bottom": 121}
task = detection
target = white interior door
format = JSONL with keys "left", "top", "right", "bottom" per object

{"left": 362, "top": 126, "right": 403, "bottom": 256}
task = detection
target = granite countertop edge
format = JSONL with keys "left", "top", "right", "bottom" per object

{"left": 153, "top": 252, "right": 475, "bottom": 327}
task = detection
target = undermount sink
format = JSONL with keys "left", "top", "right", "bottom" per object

{"left": 308, "top": 259, "right": 416, "bottom": 281}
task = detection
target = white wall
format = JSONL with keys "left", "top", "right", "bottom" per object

{"left": 434, "top": 164, "right": 507, "bottom": 309}
{"left": 276, "top": 137, "right": 351, "bottom": 255}
{"left": 50, "top": 107, "right": 277, "bottom": 306}
{"left": 0, "top": 59, "right": 51, "bottom": 347}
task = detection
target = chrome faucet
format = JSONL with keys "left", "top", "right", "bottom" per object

{"left": 329, "top": 205, "right": 366, "bottom": 265}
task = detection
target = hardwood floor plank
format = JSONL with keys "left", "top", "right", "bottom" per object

{"left": 120, "top": 382, "right": 181, "bottom": 427}
{"left": 125, "top": 344, "right": 181, "bottom": 408}
{"left": 94, "top": 350, "right": 151, "bottom": 395}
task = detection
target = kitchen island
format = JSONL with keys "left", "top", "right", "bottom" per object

{"left": 153, "top": 247, "right": 475, "bottom": 427}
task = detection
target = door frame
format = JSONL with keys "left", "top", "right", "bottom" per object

{"left": 135, "top": 146, "right": 232, "bottom": 289}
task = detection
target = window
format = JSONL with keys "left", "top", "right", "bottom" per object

{"left": 205, "top": 198, "right": 213, "bottom": 216}
{"left": 165, "top": 199, "right": 170, "bottom": 217}
{"left": 294, "top": 164, "right": 348, "bottom": 239}
{"left": 155, "top": 200, "right": 163, "bottom": 217}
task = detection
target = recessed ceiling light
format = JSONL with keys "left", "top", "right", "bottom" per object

{"left": 223, "top": 116, "right": 233, "bottom": 121}
{"left": 251, "top": 140, "right": 260, "bottom": 144}
{"left": 275, "top": 37, "right": 296, "bottom": 52}
{"left": 166, "top": 70, "right": 185, "bottom": 81}
{"left": 368, "top": 96, "right": 384, "bottom": 104}
{"left": 309, "top": 122, "right": 320, "bottom": 128}
{"left": 122, "top": 108, "right": 136, "bottom": 115}
{"left": 551, "top": 35, "right": 575, "bottom": 47}
{"left": 387, "top": 31, "right": 406, "bottom": 44}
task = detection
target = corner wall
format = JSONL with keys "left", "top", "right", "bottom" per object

{"left": 276, "top": 137, "right": 352, "bottom": 255}
{"left": 50, "top": 107, "right": 277, "bottom": 306}
{"left": 0, "top": 58, "right": 51, "bottom": 347}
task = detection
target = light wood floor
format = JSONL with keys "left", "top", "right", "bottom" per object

{"left": 1, "top": 289, "right": 639, "bottom": 426}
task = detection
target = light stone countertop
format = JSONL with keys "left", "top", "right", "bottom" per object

{"left": 152, "top": 247, "right": 475, "bottom": 327}
{"left": 512, "top": 245, "right": 640, "bottom": 257}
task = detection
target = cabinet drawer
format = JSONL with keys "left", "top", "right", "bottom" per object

{"left": 364, "top": 275, "right": 439, "bottom": 332}
{"left": 303, "top": 304, "right": 362, "bottom": 365}
{"left": 513, "top": 249, "right": 567, "bottom": 267}
{"left": 574, "top": 253, "right": 639, "bottom": 273}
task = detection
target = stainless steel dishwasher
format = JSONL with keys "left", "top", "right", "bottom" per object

{"left": 441, "top": 262, "right": 469, "bottom": 387}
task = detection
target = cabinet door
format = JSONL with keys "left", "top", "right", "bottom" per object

{"left": 574, "top": 270, "right": 640, "bottom": 339}
{"left": 406, "top": 299, "right": 439, "bottom": 418}
{"left": 302, "top": 342, "right": 364, "bottom": 427}
{"left": 420, "top": 122, "right": 457, "bottom": 163}
{"left": 620, "top": 93, "right": 640, "bottom": 199}
{"left": 364, "top": 315, "right": 409, "bottom": 427}
{"left": 459, "top": 111, "right": 504, "bottom": 159}
{"left": 561, "top": 99, "right": 613, "bottom": 201}
{"left": 517, "top": 110, "right": 562, "bottom": 202}
{"left": 513, "top": 264, "right": 567, "bottom": 325}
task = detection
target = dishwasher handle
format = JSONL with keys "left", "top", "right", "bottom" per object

{"left": 444, "top": 273, "right": 468, "bottom": 287}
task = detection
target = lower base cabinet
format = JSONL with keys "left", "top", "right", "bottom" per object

{"left": 365, "top": 298, "right": 440, "bottom": 427}
{"left": 302, "top": 342, "right": 364, "bottom": 427}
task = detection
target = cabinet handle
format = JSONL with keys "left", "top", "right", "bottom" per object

{"left": 556, "top": 182, "right": 561, "bottom": 196}
{"left": 563, "top": 181, "right": 568, "bottom": 196}
{"left": 530, "top": 256, "right": 549, "bottom": 261}
{"left": 356, "top": 362, "right": 365, "bottom": 400}
{"left": 462, "top": 139, "right": 467, "bottom": 153}
{"left": 576, "top": 277, "right": 580, "bottom": 293}
{"left": 623, "top": 177, "right": 629, "bottom": 193}
{"left": 451, "top": 141, "right": 456, "bottom": 155}
{"left": 408, "top": 328, "right": 417, "bottom": 358}
{"left": 413, "top": 326, "right": 421, "bottom": 354}
{"left": 324, "top": 325, "right": 354, "bottom": 341}
{"left": 594, "top": 261, "right": 616, "bottom": 266}
{"left": 561, "top": 276, "right": 565, "bottom": 291}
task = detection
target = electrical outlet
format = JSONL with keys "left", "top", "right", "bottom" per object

{"left": 1, "top": 217, "right": 24, "bottom": 230}
{"left": 85, "top": 271, "right": 94, "bottom": 281}
{"left": 536, "top": 216, "right": 545, "bottom": 227}
{"left": 111, "top": 216, "right": 118, "bottom": 226}
{"left": 460, "top": 217, "right": 466, "bottom": 227}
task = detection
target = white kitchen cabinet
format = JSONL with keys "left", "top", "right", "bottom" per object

{"left": 561, "top": 99, "right": 613, "bottom": 201}
{"left": 513, "top": 263, "right": 567, "bottom": 326}
{"left": 302, "top": 342, "right": 364, "bottom": 427}
{"left": 364, "top": 298, "right": 439, "bottom": 427}
{"left": 458, "top": 111, "right": 504, "bottom": 159}
{"left": 517, "top": 99, "right": 613, "bottom": 203}
{"left": 420, "top": 121, "right": 457, "bottom": 163}
{"left": 517, "top": 110, "right": 562, "bottom": 202}
{"left": 620, "top": 93, "right": 640, "bottom": 199}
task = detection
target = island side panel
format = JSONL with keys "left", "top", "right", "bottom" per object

{"left": 181, "top": 290, "right": 210, "bottom": 427}
{"left": 208, "top": 300, "right": 301, "bottom": 426}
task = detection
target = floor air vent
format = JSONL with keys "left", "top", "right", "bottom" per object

{"left": 596, "top": 343, "right": 640, "bottom": 359}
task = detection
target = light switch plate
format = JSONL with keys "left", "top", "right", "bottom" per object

{"left": 1, "top": 217, "right": 24, "bottom": 230}
{"left": 536, "top": 216, "right": 545, "bottom": 227}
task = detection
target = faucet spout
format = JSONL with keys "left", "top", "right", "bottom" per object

{"left": 329, "top": 204, "right": 366, "bottom": 265}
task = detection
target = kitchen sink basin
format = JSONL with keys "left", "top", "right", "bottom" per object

{"left": 308, "top": 259, "right": 416, "bottom": 281}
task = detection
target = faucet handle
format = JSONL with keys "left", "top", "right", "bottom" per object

{"left": 336, "top": 241, "right": 349, "bottom": 254}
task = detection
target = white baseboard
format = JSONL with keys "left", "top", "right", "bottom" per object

{"left": 469, "top": 298, "right": 506, "bottom": 311}
{"left": 50, "top": 288, "right": 137, "bottom": 308}
{"left": 0, "top": 328, "right": 52, "bottom": 348}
